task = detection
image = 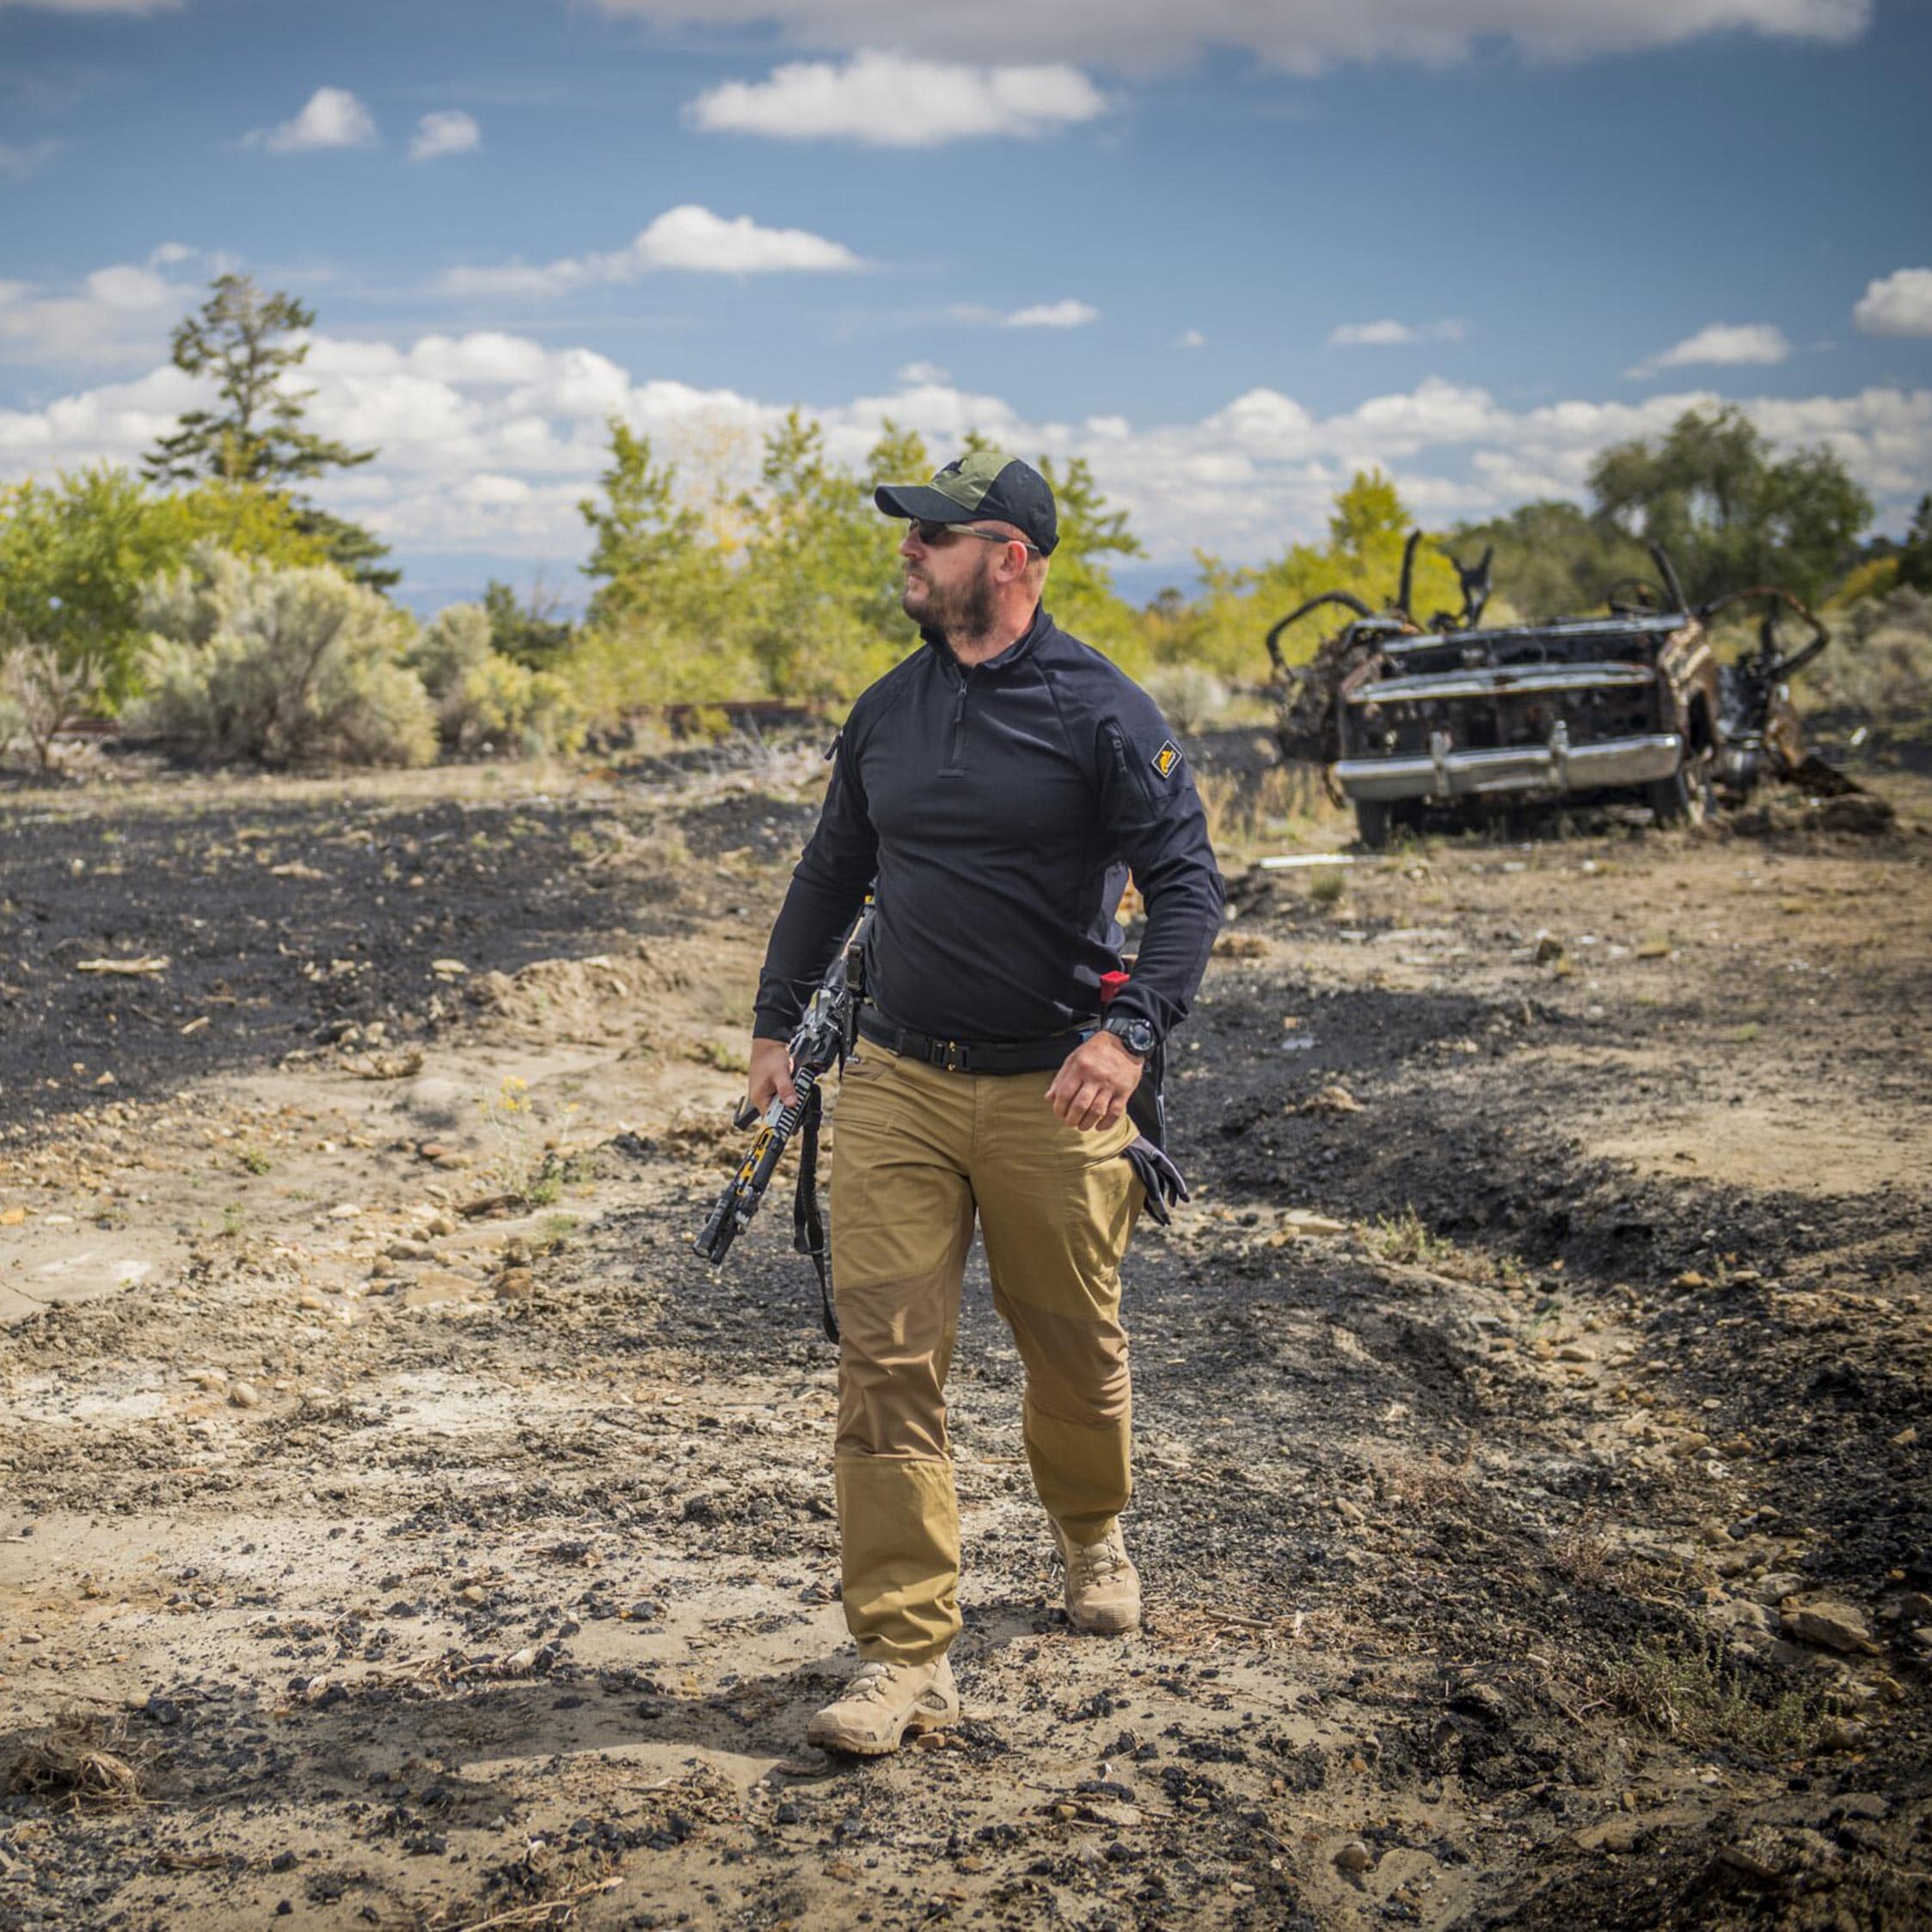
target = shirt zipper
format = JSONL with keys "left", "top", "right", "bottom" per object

{"left": 946, "top": 665, "right": 972, "bottom": 770}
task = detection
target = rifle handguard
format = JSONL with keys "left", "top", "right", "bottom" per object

{"left": 691, "top": 892, "right": 875, "bottom": 1296}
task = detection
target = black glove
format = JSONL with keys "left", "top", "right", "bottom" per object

{"left": 1122, "top": 1136, "right": 1189, "bottom": 1227}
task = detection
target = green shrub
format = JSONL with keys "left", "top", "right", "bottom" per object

{"left": 555, "top": 618, "right": 763, "bottom": 725}
{"left": 133, "top": 546, "right": 435, "bottom": 766}
{"left": 405, "top": 602, "right": 573, "bottom": 753}
{"left": 411, "top": 601, "right": 494, "bottom": 712}
{"left": 1814, "top": 586, "right": 1932, "bottom": 715}
{"left": 0, "top": 641, "right": 101, "bottom": 770}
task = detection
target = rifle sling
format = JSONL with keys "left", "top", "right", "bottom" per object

{"left": 792, "top": 1082, "right": 838, "bottom": 1342}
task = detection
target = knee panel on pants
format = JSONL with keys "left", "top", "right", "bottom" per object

{"left": 835, "top": 1266, "right": 959, "bottom": 1459}
{"left": 998, "top": 1292, "right": 1131, "bottom": 1426}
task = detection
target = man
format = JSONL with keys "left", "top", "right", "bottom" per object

{"left": 748, "top": 447, "right": 1223, "bottom": 1755}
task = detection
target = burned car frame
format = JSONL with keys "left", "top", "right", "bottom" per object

{"left": 1266, "top": 535, "right": 1837, "bottom": 848}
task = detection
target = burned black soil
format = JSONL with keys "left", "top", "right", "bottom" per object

{"left": 3, "top": 753, "right": 1929, "bottom": 1930}
{"left": 0, "top": 778, "right": 700, "bottom": 1128}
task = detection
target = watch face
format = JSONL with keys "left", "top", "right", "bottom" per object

{"left": 1111, "top": 1017, "right": 1153, "bottom": 1054}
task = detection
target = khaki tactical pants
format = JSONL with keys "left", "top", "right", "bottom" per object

{"left": 830, "top": 1042, "right": 1143, "bottom": 1665}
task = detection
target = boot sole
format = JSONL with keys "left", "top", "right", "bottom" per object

{"left": 1065, "top": 1605, "right": 1141, "bottom": 1635}
{"left": 807, "top": 1696, "right": 960, "bottom": 1757}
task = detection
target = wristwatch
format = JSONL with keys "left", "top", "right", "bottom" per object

{"left": 1103, "top": 1014, "right": 1156, "bottom": 1058}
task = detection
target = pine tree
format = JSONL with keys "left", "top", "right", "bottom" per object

{"left": 143, "top": 274, "right": 396, "bottom": 590}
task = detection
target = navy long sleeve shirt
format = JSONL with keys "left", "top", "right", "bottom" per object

{"left": 753, "top": 604, "right": 1224, "bottom": 1050}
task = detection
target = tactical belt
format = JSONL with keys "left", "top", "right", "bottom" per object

{"left": 856, "top": 1009, "right": 1090, "bottom": 1076}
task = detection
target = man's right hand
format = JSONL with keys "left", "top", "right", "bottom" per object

{"left": 748, "top": 1036, "right": 799, "bottom": 1115}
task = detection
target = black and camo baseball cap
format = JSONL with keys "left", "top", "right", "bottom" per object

{"left": 874, "top": 446, "right": 1058, "bottom": 555}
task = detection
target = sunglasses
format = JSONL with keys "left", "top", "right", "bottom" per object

{"left": 908, "top": 518, "right": 1040, "bottom": 556}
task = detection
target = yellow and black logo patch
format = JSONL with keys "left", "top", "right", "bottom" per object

{"left": 1151, "top": 739, "right": 1182, "bottom": 780}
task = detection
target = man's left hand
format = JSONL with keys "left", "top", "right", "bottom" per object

{"left": 1046, "top": 1030, "right": 1145, "bottom": 1132}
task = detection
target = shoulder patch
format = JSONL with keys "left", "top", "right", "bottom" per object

{"left": 1150, "top": 738, "right": 1182, "bottom": 781}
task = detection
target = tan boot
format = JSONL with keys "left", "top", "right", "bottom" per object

{"left": 1054, "top": 1519, "right": 1142, "bottom": 1635}
{"left": 806, "top": 1654, "right": 960, "bottom": 1757}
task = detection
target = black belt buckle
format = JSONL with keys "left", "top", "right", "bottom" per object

{"left": 940, "top": 1039, "right": 966, "bottom": 1073}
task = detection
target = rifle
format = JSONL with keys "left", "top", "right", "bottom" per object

{"left": 692, "top": 892, "right": 874, "bottom": 1339}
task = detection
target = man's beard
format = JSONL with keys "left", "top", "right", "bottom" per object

{"left": 903, "top": 556, "right": 997, "bottom": 639}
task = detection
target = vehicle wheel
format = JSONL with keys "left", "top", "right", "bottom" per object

{"left": 1353, "top": 799, "right": 1392, "bottom": 849}
{"left": 1646, "top": 756, "right": 1713, "bottom": 828}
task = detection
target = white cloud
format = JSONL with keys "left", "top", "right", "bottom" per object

{"left": 0, "top": 363, "right": 203, "bottom": 467}
{"left": 0, "top": 138, "right": 62, "bottom": 180}
{"left": 1328, "top": 318, "right": 1468, "bottom": 347}
{"left": 1178, "top": 329, "right": 1206, "bottom": 350}
{"left": 586, "top": 1, "right": 1871, "bottom": 74}
{"left": 687, "top": 52, "right": 1106, "bottom": 146}
{"left": 5, "top": 331, "right": 1926, "bottom": 575}
{"left": 631, "top": 205, "right": 859, "bottom": 273}
{"left": 1006, "top": 299, "right": 1099, "bottom": 329}
{"left": 441, "top": 204, "right": 863, "bottom": 297}
{"left": 1853, "top": 267, "right": 1932, "bottom": 339}
{"left": 409, "top": 110, "right": 481, "bottom": 162}
{"left": 245, "top": 87, "right": 378, "bottom": 155}
{"left": 82, "top": 264, "right": 174, "bottom": 310}
{"left": 896, "top": 360, "right": 949, "bottom": 383}
{"left": 1630, "top": 320, "right": 1791, "bottom": 375}
{"left": 0, "top": 253, "right": 204, "bottom": 368}
{"left": 947, "top": 299, "right": 1101, "bottom": 329}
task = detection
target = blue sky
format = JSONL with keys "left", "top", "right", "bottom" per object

{"left": 3, "top": 0, "right": 1929, "bottom": 610}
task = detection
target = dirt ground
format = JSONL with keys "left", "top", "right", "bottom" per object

{"left": 3, "top": 739, "right": 1929, "bottom": 1930}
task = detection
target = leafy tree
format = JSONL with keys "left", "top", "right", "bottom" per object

{"left": 482, "top": 578, "right": 573, "bottom": 667}
{"left": 733, "top": 411, "right": 907, "bottom": 698}
{"left": 1892, "top": 494, "right": 1932, "bottom": 596}
{"left": 1587, "top": 405, "right": 1871, "bottom": 604}
{"left": 0, "top": 467, "right": 179, "bottom": 706}
{"left": 157, "top": 478, "right": 332, "bottom": 567}
{"left": 571, "top": 417, "right": 751, "bottom": 712}
{"left": 291, "top": 508, "right": 397, "bottom": 592}
{"left": 856, "top": 419, "right": 931, "bottom": 638}
{"left": 1448, "top": 500, "right": 1653, "bottom": 624}
{"left": 142, "top": 273, "right": 396, "bottom": 589}
{"left": 580, "top": 420, "right": 694, "bottom": 597}
{"left": 1327, "top": 468, "right": 1409, "bottom": 561}
{"left": 578, "top": 419, "right": 718, "bottom": 630}
{"left": 1168, "top": 471, "right": 1462, "bottom": 682}
{"left": 1034, "top": 454, "right": 1145, "bottom": 665}
{"left": 0, "top": 467, "right": 328, "bottom": 708}
{"left": 144, "top": 276, "right": 367, "bottom": 488}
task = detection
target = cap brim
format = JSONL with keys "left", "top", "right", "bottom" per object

{"left": 874, "top": 483, "right": 979, "bottom": 524}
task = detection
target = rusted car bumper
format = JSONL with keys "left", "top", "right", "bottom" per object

{"left": 1335, "top": 730, "right": 1684, "bottom": 803}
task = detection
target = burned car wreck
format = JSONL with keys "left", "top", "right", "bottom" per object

{"left": 1267, "top": 535, "right": 1846, "bottom": 848}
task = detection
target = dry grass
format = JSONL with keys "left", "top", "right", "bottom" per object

{"left": 1807, "top": 587, "right": 1932, "bottom": 717}
{"left": 1375, "top": 1449, "right": 1478, "bottom": 1511}
{"left": 1195, "top": 765, "right": 1343, "bottom": 856}
{"left": 1308, "top": 866, "right": 1346, "bottom": 909}
{"left": 1597, "top": 1635, "right": 1825, "bottom": 1758}
{"left": 3, "top": 1711, "right": 155, "bottom": 1809}
{"left": 1363, "top": 1206, "right": 1530, "bottom": 1289}
{"left": 1548, "top": 1524, "right": 1618, "bottom": 1589}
